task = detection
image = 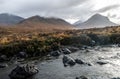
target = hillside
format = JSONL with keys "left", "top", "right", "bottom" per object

{"left": 74, "top": 14, "right": 118, "bottom": 29}
{"left": 17, "top": 15, "right": 73, "bottom": 31}
{"left": 0, "top": 13, "right": 24, "bottom": 25}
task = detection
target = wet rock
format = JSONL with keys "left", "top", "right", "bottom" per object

{"left": 60, "top": 48, "right": 71, "bottom": 54}
{"left": 76, "top": 76, "right": 88, "bottom": 79}
{"left": 0, "top": 63, "right": 8, "bottom": 68}
{"left": 50, "top": 50, "right": 61, "bottom": 57}
{"left": 0, "top": 55, "right": 7, "bottom": 62}
{"left": 86, "top": 63, "right": 92, "bottom": 66}
{"left": 117, "top": 53, "right": 120, "bottom": 56}
{"left": 90, "top": 40, "right": 96, "bottom": 46}
{"left": 118, "top": 44, "right": 120, "bottom": 47}
{"left": 75, "top": 59, "right": 85, "bottom": 64}
{"left": 85, "top": 49, "right": 90, "bottom": 52}
{"left": 17, "top": 52, "right": 28, "bottom": 58}
{"left": 94, "top": 46, "right": 101, "bottom": 51}
{"left": 63, "top": 55, "right": 76, "bottom": 67}
{"left": 112, "top": 77, "right": 120, "bottom": 79}
{"left": 97, "top": 61, "right": 108, "bottom": 65}
{"left": 9, "top": 64, "right": 39, "bottom": 79}
{"left": 67, "top": 47, "right": 79, "bottom": 52}
{"left": 98, "top": 57, "right": 105, "bottom": 60}
{"left": 75, "top": 59, "right": 92, "bottom": 66}
{"left": 81, "top": 45, "right": 88, "bottom": 50}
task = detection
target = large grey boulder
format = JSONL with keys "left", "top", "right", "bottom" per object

{"left": 9, "top": 64, "right": 39, "bottom": 79}
{"left": 63, "top": 55, "right": 76, "bottom": 67}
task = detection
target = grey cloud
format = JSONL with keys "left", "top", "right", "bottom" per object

{"left": 107, "top": 13, "right": 117, "bottom": 18}
{"left": 14, "top": 0, "right": 88, "bottom": 13}
{"left": 95, "top": 4, "right": 120, "bottom": 12}
{"left": 8, "top": 0, "right": 91, "bottom": 20}
{"left": 1, "top": 0, "right": 120, "bottom": 23}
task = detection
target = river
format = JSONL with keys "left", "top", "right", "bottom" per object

{"left": 0, "top": 45, "right": 120, "bottom": 79}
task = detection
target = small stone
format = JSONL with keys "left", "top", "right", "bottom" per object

{"left": 97, "top": 61, "right": 108, "bottom": 65}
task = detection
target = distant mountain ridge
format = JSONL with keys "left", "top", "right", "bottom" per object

{"left": 74, "top": 14, "right": 118, "bottom": 29}
{"left": 0, "top": 13, "right": 24, "bottom": 25}
{"left": 0, "top": 13, "right": 73, "bottom": 31}
{"left": 20, "top": 15, "right": 71, "bottom": 26}
{"left": 17, "top": 15, "right": 73, "bottom": 31}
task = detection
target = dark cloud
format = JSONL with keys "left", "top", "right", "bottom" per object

{"left": 95, "top": 4, "right": 120, "bottom": 12}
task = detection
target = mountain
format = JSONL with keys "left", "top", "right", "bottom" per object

{"left": 74, "top": 14, "right": 118, "bottom": 29}
{"left": 18, "top": 15, "right": 73, "bottom": 31}
{"left": 20, "top": 15, "right": 71, "bottom": 25}
{"left": 73, "top": 20, "right": 82, "bottom": 25}
{"left": 0, "top": 13, "right": 24, "bottom": 25}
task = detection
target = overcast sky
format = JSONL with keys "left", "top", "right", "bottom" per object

{"left": 0, "top": 0, "right": 120, "bottom": 24}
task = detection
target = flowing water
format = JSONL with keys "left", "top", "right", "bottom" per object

{"left": 0, "top": 45, "right": 120, "bottom": 79}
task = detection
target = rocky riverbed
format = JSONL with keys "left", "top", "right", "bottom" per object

{"left": 0, "top": 45, "right": 120, "bottom": 79}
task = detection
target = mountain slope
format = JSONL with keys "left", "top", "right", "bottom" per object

{"left": 18, "top": 15, "right": 73, "bottom": 31}
{"left": 74, "top": 14, "right": 118, "bottom": 29}
{"left": 0, "top": 13, "right": 24, "bottom": 25}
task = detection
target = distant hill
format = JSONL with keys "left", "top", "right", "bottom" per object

{"left": 74, "top": 14, "right": 118, "bottom": 29}
{"left": 18, "top": 15, "right": 73, "bottom": 31}
{"left": 0, "top": 13, "right": 24, "bottom": 25}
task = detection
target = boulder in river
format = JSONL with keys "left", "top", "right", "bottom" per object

{"left": 118, "top": 44, "right": 120, "bottom": 47}
{"left": 97, "top": 61, "right": 108, "bottom": 65}
{"left": 90, "top": 40, "right": 96, "bottom": 46}
{"left": 0, "top": 55, "right": 7, "bottom": 62}
{"left": 0, "top": 63, "right": 8, "bottom": 68}
{"left": 9, "top": 64, "right": 39, "bottom": 79}
{"left": 76, "top": 75, "right": 88, "bottom": 79}
{"left": 111, "top": 77, "right": 120, "bottom": 79}
{"left": 16, "top": 52, "right": 28, "bottom": 58}
{"left": 67, "top": 47, "right": 79, "bottom": 52}
{"left": 63, "top": 55, "right": 76, "bottom": 67}
{"left": 50, "top": 50, "right": 61, "bottom": 57}
{"left": 75, "top": 59, "right": 85, "bottom": 64}
{"left": 60, "top": 48, "right": 71, "bottom": 54}
{"left": 75, "top": 59, "right": 92, "bottom": 66}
